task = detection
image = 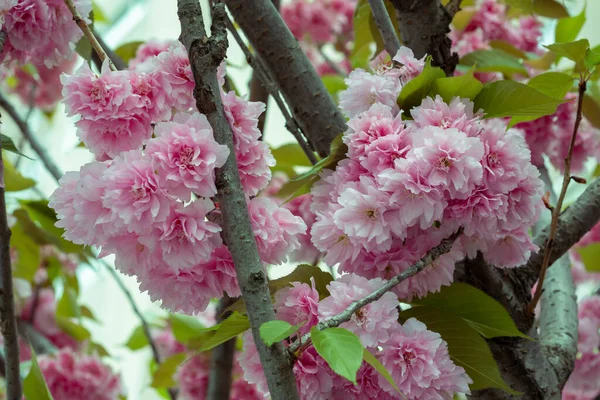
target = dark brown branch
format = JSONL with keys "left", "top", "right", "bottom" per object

{"left": 0, "top": 129, "right": 22, "bottom": 400}
{"left": 91, "top": 28, "right": 127, "bottom": 71}
{"left": 224, "top": 0, "right": 347, "bottom": 157}
{"left": 177, "top": 2, "right": 299, "bottom": 399}
{"left": 388, "top": 0, "right": 458, "bottom": 76}
{"left": 206, "top": 295, "right": 236, "bottom": 400}
{"left": 368, "top": 0, "right": 401, "bottom": 57}
{"left": 529, "top": 80, "right": 587, "bottom": 313}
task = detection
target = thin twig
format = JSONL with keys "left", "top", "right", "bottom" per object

{"left": 0, "top": 92, "right": 63, "bottom": 181}
{"left": 288, "top": 228, "right": 463, "bottom": 354}
{"left": 224, "top": 16, "right": 318, "bottom": 165}
{"left": 316, "top": 47, "right": 346, "bottom": 77}
{"left": 92, "top": 28, "right": 127, "bottom": 71}
{"left": 528, "top": 79, "right": 587, "bottom": 314}
{"left": 63, "top": 0, "right": 116, "bottom": 71}
{"left": 368, "top": 0, "right": 401, "bottom": 57}
{"left": 16, "top": 320, "right": 56, "bottom": 356}
{"left": 0, "top": 124, "right": 23, "bottom": 400}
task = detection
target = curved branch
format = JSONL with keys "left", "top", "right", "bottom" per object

{"left": 177, "top": 2, "right": 299, "bottom": 399}
{"left": 224, "top": 0, "right": 347, "bottom": 157}
{"left": 368, "top": 0, "right": 401, "bottom": 57}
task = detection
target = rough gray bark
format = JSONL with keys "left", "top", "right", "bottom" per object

{"left": 388, "top": 0, "right": 459, "bottom": 75}
{"left": 176, "top": 2, "right": 299, "bottom": 399}
{"left": 368, "top": 0, "right": 401, "bottom": 57}
{"left": 224, "top": 0, "right": 347, "bottom": 157}
{"left": 206, "top": 296, "right": 236, "bottom": 400}
{"left": 0, "top": 129, "right": 22, "bottom": 400}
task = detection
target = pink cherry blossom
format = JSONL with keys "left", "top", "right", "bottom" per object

{"left": 129, "top": 39, "right": 173, "bottom": 69}
{"left": 239, "top": 331, "right": 269, "bottom": 396}
{"left": 378, "top": 319, "right": 471, "bottom": 399}
{"left": 274, "top": 278, "right": 320, "bottom": 336}
{"left": 331, "top": 362, "right": 397, "bottom": 400}
{"left": 102, "top": 150, "right": 173, "bottom": 233}
{"left": 282, "top": 194, "right": 321, "bottom": 263}
{"left": 129, "top": 71, "right": 171, "bottom": 122}
{"left": 339, "top": 68, "right": 401, "bottom": 118}
{"left": 410, "top": 96, "right": 482, "bottom": 137}
{"left": 178, "top": 354, "right": 210, "bottom": 400}
{"left": 154, "top": 42, "right": 196, "bottom": 112}
{"left": 319, "top": 274, "right": 399, "bottom": 347}
{"left": 393, "top": 47, "right": 426, "bottom": 85}
{"left": 294, "top": 346, "right": 336, "bottom": 400}
{"left": 37, "top": 348, "right": 122, "bottom": 400}
{"left": 248, "top": 197, "right": 307, "bottom": 265}
{"left": 147, "top": 112, "right": 229, "bottom": 200}
{"left": 152, "top": 326, "right": 186, "bottom": 359}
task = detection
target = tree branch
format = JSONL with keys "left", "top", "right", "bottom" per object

{"left": 176, "top": 2, "right": 299, "bottom": 399}
{"left": 224, "top": 0, "right": 347, "bottom": 157}
{"left": 288, "top": 228, "right": 462, "bottom": 354}
{"left": 388, "top": 0, "right": 458, "bottom": 76}
{"left": 16, "top": 320, "right": 56, "bottom": 356}
{"left": 223, "top": 15, "right": 317, "bottom": 165}
{"left": 529, "top": 79, "right": 587, "bottom": 313}
{"left": 206, "top": 295, "right": 236, "bottom": 400}
{"left": 0, "top": 133, "right": 22, "bottom": 400}
{"left": 91, "top": 28, "right": 127, "bottom": 71}
{"left": 63, "top": 0, "right": 116, "bottom": 71}
{"left": 368, "top": 0, "right": 401, "bottom": 57}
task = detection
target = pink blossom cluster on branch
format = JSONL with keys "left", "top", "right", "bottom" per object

{"left": 309, "top": 47, "right": 543, "bottom": 301}
{"left": 240, "top": 275, "right": 472, "bottom": 399}
{"left": 50, "top": 42, "right": 307, "bottom": 314}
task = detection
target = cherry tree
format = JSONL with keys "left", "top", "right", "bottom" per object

{"left": 0, "top": 0, "right": 599, "bottom": 399}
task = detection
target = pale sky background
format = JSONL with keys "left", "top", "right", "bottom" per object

{"left": 1, "top": 1, "right": 597, "bottom": 398}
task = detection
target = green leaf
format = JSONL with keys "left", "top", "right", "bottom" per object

{"left": 169, "top": 313, "right": 211, "bottom": 345}
{"left": 582, "top": 94, "right": 600, "bottom": 129}
{"left": 199, "top": 312, "right": 251, "bottom": 352}
{"left": 151, "top": 353, "right": 186, "bottom": 388}
{"left": 533, "top": 0, "right": 569, "bottom": 18}
{"left": 271, "top": 143, "right": 315, "bottom": 177}
{"left": 10, "top": 222, "right": 40, "bottom": 282}
{"left": 56, "top": 316, "right": 91, "bottom": 341}
{"left": 1, "top": 134, "right": 32, "bottom": 158}
{"left": 429, "top": 67, "right": 483, "bottom": 103}
{"left": 555, "top": 4, "right": 586, "bottom": 44}
{"left": 525, "top": 51, "right": 556, "bottom": 71}
{"left": 397, "top": 59, "right": 446, "bottom": 113}
{"left": 352, "top": 0, "right": 375, "bottom": 59}
{"left": 92, "top": 1, "right": 108, "bottom": 23}
{"left": 57, "top": 287, "right": 79, "bottom": 318}
{"left": 363, "top": 348, "right": 403, "bottom": 395}
{"left": 126, "top": 325, "right": 150, "bottom": 350}
{"left": 260, "top": 320, "right": 305, "bottom": 346}
{"left": 399, "top": 307, "right": 519, "bottom": 394}
{"left": 527, "top": 72, "right": 574, "bottom": 100}
{"left": 3, "top": 159, "right": 35, "bottom": 191}
{"left": 277, "top": 174, "right": 320, "bottom": 203}
{"left": 544, "top": 39, "right": 590, "bottom": 63}
{"left": 75, "top": 36, "right": 92, "bottom": 63}
{"left": 577, "top": 243, "right": 600, "bottom": 272}
{"left": 23, "top": 346, "right": 54, "bottom": 400}
{"left": 452, "top": 9, "right": 475, "bottom": 31}
{"left": 474, "top": 80, "right": 566, "bottom": 119}
{"left": 488, "top": 40, "right": 528, "bottom": 59}
{"left": 322, "top": 75, "right": 348, "bottom": 102}
{"left": 459, "top": 49, "right": 528, "bottom": 76}
{"left": 503, "top": 0, "right": 533, "bottom": 14}
{"left": 584, "top": 47, "right": 600, "bottom": 71}
{"left": 411, "top": 283, "right": 529, "bottom": 339}
{"left": 311, "top": 327, "right": 363, "bottom": 384}
{"left": 80, "top": 305, "right": 97, "bottom": 321}
{"left": 114, "top": 41, "right": 144, "bottom": 65}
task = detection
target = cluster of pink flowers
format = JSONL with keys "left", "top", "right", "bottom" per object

{"left": 311, "top": 47, "right": 543, "bottom": 301}
{"left": 281, "top": 0, "right": 356, "bottom": 76}
{"left": 514, "top": 93, "right": 600, "bottom": 173}
{"left": 562, "top": 295, "right": 600, "bottom": 400}
{"left": 51, "top": 41, "right": 307, "bottom": 314}
{"left": 450, "top": 0, "right": 542, "bottom": 57}
{"left": 240, "top": 274, "right": 472, "bottom": 399}
{"left": 36, "top": 348, "right": 122, "bottom": 400}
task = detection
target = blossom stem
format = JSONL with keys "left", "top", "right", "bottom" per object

{"left": 224, "top": 0, "right": 347, "bottom": 157}
{"left": 0, "top": 135, "right": 22, "bottom": 400}
{"left": 223, "top": 15, "right": 318, "bottom": 165}
{"left": 288, "top": 228, "right": 463, "bottom": 354}
{"left": 368, "top": 0, "right": 401, "bottom": 57}
{"left": 528, "top": 79, "right": 587, "bottom": 314}
{"left": 63, "top": 0, "right": 116, "bottom": 71}
{"left": 177, "top": 2, "right": 300, "bottom": 399}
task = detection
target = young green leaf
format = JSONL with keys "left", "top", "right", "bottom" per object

{"left": 527, "top": 72, "right": 574, "bottom": 100}
{"left": 321, "top": 75, "right": 348, "bottom": 102}
{"left": 169, "top": 313, "right": 212, "bottom": 345}
{"left": 56, "top": 316, "right": 91, "bottom": 341}
{"left": 1, "top": 134, "right": 32, "bottom": 158}
{"left": 429, "top": 67, "right": 483, "bottom": 103}
{"left": 10, "top": 221, "right": 41, "bottom": 282}
{"left": 533, "top": 0, "right": 569, "bottom": 18}
{"left": 460, "top": 49, "right": 528, "bottom": 76}
{"left": 260, "top": 320, "right": 305, "bottom": 346}
{"left": 57, "top": 287, "right": 80, "bottom": 318}
{"left": 151, "top": 353, "right": 186, "bottom": 388}
{"left": 474, "top": 80, "right": 566, "bottom": 119}
{"left": 311, "top": 327, "right": 363, "bottom": 385}
{"left": 199, "top": 312, "right": 251, "bottom": 352}
{"left": 114, "top": 41, "right": 144, "bottom": 65}
{"left": 125, "top": 325, "right": 150, "bottom": 350}
{"left": 23, "top": 346, "right": 54, "bottom": 400}
{"left": 399, "top": 307, "right": 519, "bottom": 394}
{"left": 582, "top": 94, "right": 600, "bottom": 129}
{"left": 4, "top": 159, "right": 35, "bottom": 192}
{"left": 555, "top": 4, "right": 586, "bottom": 44}
{"left": 269, "top": 264, "right": 333, "bottom": 298}
{"left": 397, "top": 59, "right": 446, "bottom": 112}
{"left": 584, "top": 47, "right": 600, "bottom": 71}
{"left": 271, "top": 143, "right": 315, "bottom": 177}
{"left": 577, "top": 243, "right": 600, "bottom": 272}
{"left": 488, "top": 40, "right": 527, "bottom": 59}
{"left": 352, "top": 0, "right": 375, "bottom": 59}
{"left": 410, "top": 282, "right": 529, "bottom": 339}
{"left": 363, "top": 348, "right": 403, "bottom": 396}
{"left": 544, "top": 39, "right": 590, "bottom": 63}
